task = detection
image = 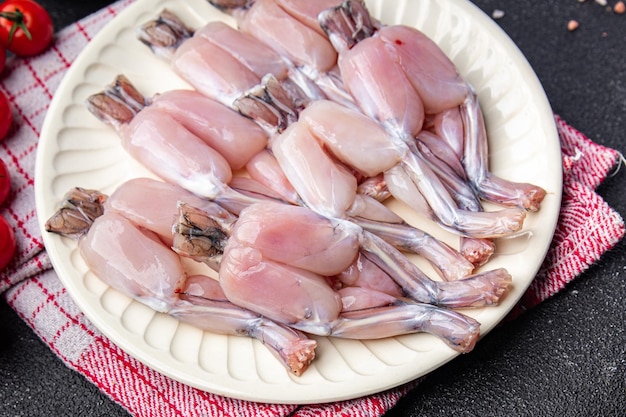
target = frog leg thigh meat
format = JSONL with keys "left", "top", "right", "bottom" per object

{"left": 86, "top": 75, "right": 277, "bottom": 214}
{"left": 45, "top": 187, "right": 316, "bottom": 376}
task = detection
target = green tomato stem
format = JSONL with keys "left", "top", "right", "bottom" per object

{"left": 0, "top": 9, "right": 33, "bottom": 43}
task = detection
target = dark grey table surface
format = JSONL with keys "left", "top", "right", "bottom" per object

{"left": 1, "top": 1, "right": 625, "bottom": 416}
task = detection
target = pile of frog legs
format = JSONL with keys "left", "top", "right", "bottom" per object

{"left": 46, "top": 0, "right": 546, "bottom": 376}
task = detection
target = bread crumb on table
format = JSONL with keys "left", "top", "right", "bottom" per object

{"left": 491, "top": 9, "right": 505, "bottom": 19}
{"left": 567, "top": 19, "right": 580, "bottom": 31}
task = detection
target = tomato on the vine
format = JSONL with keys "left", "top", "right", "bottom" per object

{"left": 0, "top": 214, "right": 16, "bottom": 271}
{"left": 0, "top": 158, "right": 10, "bottom": 205}
{"left": 0, "top": 90, "right": 12, "bottom": 140}
{"left": 0, "top": 0, "right": 53, "bottom": 56}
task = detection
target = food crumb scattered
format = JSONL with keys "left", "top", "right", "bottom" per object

{"left": 614, "top": 1, "right": 626, "bottom": 14}
{"left": 567, "top": 19, "right": 580, "bottom": 31}
{"left": 594, "top": 0, "right": 607, "bottom": 6}
{"left": 492, "top": 9, "right": 505, "bottom": 19}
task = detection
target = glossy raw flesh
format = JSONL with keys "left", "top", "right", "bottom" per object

{"left": 300, "top": 100, "right": 404, "bottom": 177}
{"left": 170, "top": 196, "right": 504, "bottom": 312}
{"left": 219, "top": 204, "right": 348, "bottom": 331}
{"left": 104, "top": 177, "right": 236, "bottom": 247}
{"left": 460, "top": 93, "right": 547, "bottom": 211}
{"left": 237, "top": 0, "right": 337, "bottom": 73}
{"left": 80, "top": 211, "right": 185, "bottom": 313}
{"left": 217, "top": 201, "right": 487, "bottom": 351}
{"left": 149, "top": 89, "right": 267, "bottom": 170}
{"left": 331, "top": 299, "right": 479, "bottom": 352}
{"left": 86, "top": 75, "right": 272, "bottom": 213}
{"left": 195, "top": 21, "right": 289, "bottom": 80}
{"left": 338, "top": 34, "right": 425, "bottom": 139}
{"left": 245, "top": 149, "right": 302, "bottom": 204}
{"left": 233, "top": 98, "right": 476, "bottom": 279}
{"left": 321, "top": 1, "right": 546, "bottom": 215}
{"left": 377, "top": 25, "right": 469, "bottom": 114}
{"left": 120, "top": 106, "right": 233, "bottom": 198}
{"left": 171, "top": 275, "right": 316, "bottom": 376}
{"left": 71, "top": 0, "right": 553, "bottom": 372}
{"left": 274, "top": 0, "right": 348, "bottom": 35}
{"left": 273, "top": 100, "right": 527, "bottom": 239}
{"left": 172, "top": 36, "right": 260, "bottom": 106}
{"left": 222, "top": 0, "right": 355, "bottom": 106}
{"left": 137, "top": 11, "right": 318, "bottom": 110}
{"left": 205, "top": 201, "right": 510, "bottom": 310}
{"left": 45, "top": 184, "right": 316, "bottom": 376}
{"left": 272, "top": 121, "right": 358, "bottom": 219}
{"left": 334, "top": 252, "right": 403, "bottom": 298}
{"left": 229, "top": 201, "right": 360, "bottom": 275}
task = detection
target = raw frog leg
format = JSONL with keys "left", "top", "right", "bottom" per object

{"left": 149, "top": 89, "right": 268, "bottom": 170}
{"left": 214, "top": 201, "right": 484, "bottom": 352}
{"left": 336, "top": 285, "right": 480, "bottom": 352}
{"left": 170, "top": 275, "right": 316, "bottom": 376}
{"left": 271, "top": 115, "right": 476, "bottom": 280}
{"left": 174, "top": 202, "right": 511, "bottom": 312}
{"left": 320, "top": 1, "right": 546, "bottom": 216}
{"left": 137, "top": 10, "right": 319, "bottom": 108}
{"left": 320, "top": 2, "right": 544, "bottom": 237}
{"left": 281, "top": 100, "right": 527, "bottom": 239}
{"left": 104, "top": 177, "right": 237, "bottom": 270}
{"left": 415, "top": 127, "right": 495, "bottom": 266}
{"left": 333, "top": 252, "right": 403, "bottom": 298}
{"left": 86, "top": 75, "right": 276, "bottom": 214}
{"left": 230, "top": 0, "right": 357, "bottom": 107}
{"left": 45, "top": 186, "right": 316, "bottom": 376}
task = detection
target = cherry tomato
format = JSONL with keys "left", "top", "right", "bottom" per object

{"left": 0, "top": 0, "right": 53, "bottom": 56}
{"left": 0, "top": 158, "right": 9, "bottom": 205}
{"left": 0, "top": 44, "right": 5, "bottom": 74}
{"left": 0, "top": 214, "right": 15, "bottom": 271}
{"left": 0, "top": 90, "right": 11, "bottom": 140}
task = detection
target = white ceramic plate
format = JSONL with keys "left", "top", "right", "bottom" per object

{"left": 35, "top": 0, "right": 562, "bottom": 404}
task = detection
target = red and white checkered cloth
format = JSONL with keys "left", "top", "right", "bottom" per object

{"left": 0, "top": 1, "right": 624, "bottom": 416}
